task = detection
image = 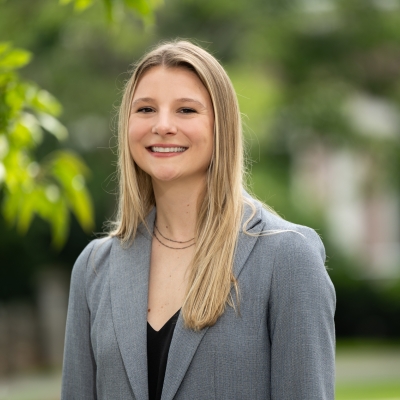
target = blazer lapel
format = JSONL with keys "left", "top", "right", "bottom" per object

{"left": 161, "top": 200, "right": 265, "bottom": 400}
{"left": 110, "top": 208, "right": 156, "bottom": 400}
{"left": 161, "top": 317, "right": 209, "bottom": 400}
{"left": 233, "top": 199, "right": 265, "bottom": 278}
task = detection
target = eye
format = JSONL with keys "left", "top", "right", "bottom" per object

{"left": 179, "top": 108, "right": 196, "bottom": 114}
{"left": 137, "top": 107, "right": 154, "bottom": 113}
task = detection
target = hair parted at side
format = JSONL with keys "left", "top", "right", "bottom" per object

{"left": 109, "top": 39, "right": 250, "bottom": 331}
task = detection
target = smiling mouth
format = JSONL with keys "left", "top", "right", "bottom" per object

{"left": 149, "top": 146, "right": 188, "bottom": 153}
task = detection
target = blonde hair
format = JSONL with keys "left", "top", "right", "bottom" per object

{"left": 109, "top": 40, "right": 248, "bottom": 330}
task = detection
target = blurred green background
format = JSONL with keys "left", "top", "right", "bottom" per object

{"left": 1, "top": 0, "right": 400, "bottom": 399}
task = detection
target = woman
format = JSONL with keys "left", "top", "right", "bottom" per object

{"left": 61, "top": 40, "right": 335, "bottom": 400}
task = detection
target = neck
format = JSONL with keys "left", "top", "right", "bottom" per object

{"left": 152, "top": 177, "right": 205, "bottom": 241}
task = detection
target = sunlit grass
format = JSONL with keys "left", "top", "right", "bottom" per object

{"left": 336, "top": 382, "right": 400, "bottom": 400}
{"left": 336, "top": 340, "right": 400, "bottom": 400}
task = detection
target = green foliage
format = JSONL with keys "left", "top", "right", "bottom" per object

{"left": 60, "top": 0, "right": 95, "bottom": 12}
{"left": 0, "top": 42, "right": 94, "bottom": 248}
{"left": 0, "top": 0, "right": 162, "bottom": 249}
{"left": 60, "top": 0, "right": 163, "bottom": 24}
{"left": 0, "top": 0, "right": 162, "bottom": 250}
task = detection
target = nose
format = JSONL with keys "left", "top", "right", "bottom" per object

{"left": 151, "top": 110, "right": 177, "bottom": 136}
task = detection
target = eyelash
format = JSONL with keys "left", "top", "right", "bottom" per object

{"left": 179, "top": 108, "right": 196, "bottom": 114}
{"left": 137, "top": 107, "right": 154, "bottom": 113}
{"left": 136, "top": 107, "right": 196, "bottom": 114}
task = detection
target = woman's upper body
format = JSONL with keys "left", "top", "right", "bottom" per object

{"left": 61, "top": 199, "right": 336, "bottom": 400}
{"left": 61, "top": 40, "right": 336, "bottom": 399}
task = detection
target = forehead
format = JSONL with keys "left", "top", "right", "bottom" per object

{"left": 133, "top": 66, "right": 211, "bottom": 101}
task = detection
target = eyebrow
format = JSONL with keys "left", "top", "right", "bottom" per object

{"left": 131, "top": 97, "right": 154, "bottom": 106}
{"left": 176, "top": 98, "right": 206, "bottom": 108}
{"left": 131, "top": 97, "right": 207, "bottom": 108}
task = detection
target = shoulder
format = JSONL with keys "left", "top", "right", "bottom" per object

{"left": 244, "top": 197, "right": 327, "bottom": 277}
{"left": 263, "top": 208, "right": 325, "bottom": 262}
{"left": 258, "top": 207, "right": 334, "bottom": 301}
{"left": 244, "top": 196, "right": 326, "bottom": 267}
{"left": 242, "top": 201, "right": 336, "bottom": 307}
{"left": 71, "top": 236, "right": 115, "bottom": 285}
{"left": 69, "top": 236, "right": 118, "bottom": 311}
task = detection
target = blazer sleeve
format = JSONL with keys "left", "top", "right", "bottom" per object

{"left": 268, "top": 228, "right": 336, "bottom": 400}
{"left": 61, "top": 241, "right": 97, "bottom": 400}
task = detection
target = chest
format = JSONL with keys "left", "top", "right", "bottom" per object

{"left": 147, "top": 238, "right": 194, "bottom": 331}
{"left": 89, "top": 271, "right": 272, "bottom": 400}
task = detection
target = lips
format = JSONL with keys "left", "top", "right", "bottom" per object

{"left": 149, "top": 146, "right": 187, "bottom": 153}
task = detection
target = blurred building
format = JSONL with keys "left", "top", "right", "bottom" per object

{"left": 0, "top": 270, "right": 68, "bottom": 376}
{"left": 291, "top": 94, "right": 400, "bottom": 279}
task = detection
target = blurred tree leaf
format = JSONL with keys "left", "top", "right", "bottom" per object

{"left": 0, "top": 42, "right": 94, "bottom": 248}
{"left": 59, "top": 0, "right": 94, "bottom": 11}
{"left": 0, "top": 44, "right": 32, "bottom": 70}
{"left": 124, "top": 0, "right": 152, "bottom": 16}
{"left": 0, "top": 0, "right": 162, "bottom": 249}
{"left": 60, "top": 0, "right": 163, "bottom": 24}
{"left": 27, "top": 86, "right": 62, "bottom": 117}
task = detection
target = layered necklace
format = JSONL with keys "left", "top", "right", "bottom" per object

{"left": 153, "top": 223, "right": 195, "bottom": 250}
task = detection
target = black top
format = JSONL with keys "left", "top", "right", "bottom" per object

{"left": 147, "top": 309, "right": 180, "bottom": 400}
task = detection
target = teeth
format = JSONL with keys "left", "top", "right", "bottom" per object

{"left": 151, "top": 147, "right": 186, "bottom": 153}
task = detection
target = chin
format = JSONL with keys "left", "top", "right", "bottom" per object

{"left": 153, "top": 175, "right": 180, "bottom": 182}
{"left": 150, "top": 168, "right": 182, "bottom": 182}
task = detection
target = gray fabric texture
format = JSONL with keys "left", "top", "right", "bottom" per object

{"left": 61, "top": 198, "right": 336, "bottom": 399}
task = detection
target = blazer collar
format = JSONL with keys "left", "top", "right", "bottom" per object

{"left": 109, "top": 208, "right": 155, "bottom": 400}
{"left": 162, "top": 200, "right": 264, "bottom": 400}
{"left": 110, "top": 200, "right": 264, "bottom": 400}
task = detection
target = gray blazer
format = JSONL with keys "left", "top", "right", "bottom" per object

{"left": 61, "top": 200, "right": 336, "bottom": 399}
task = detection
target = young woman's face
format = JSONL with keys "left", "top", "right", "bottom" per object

{"left": 128, "top": 66, "right": 214, "bottom": 184}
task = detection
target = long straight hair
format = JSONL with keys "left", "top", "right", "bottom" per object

{"left": 109, "top": 40, "right": 246, "bottom": 330}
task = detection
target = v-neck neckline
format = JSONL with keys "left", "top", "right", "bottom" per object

{"left": 147, "top": 308, "right": 181, "bottom": 333}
